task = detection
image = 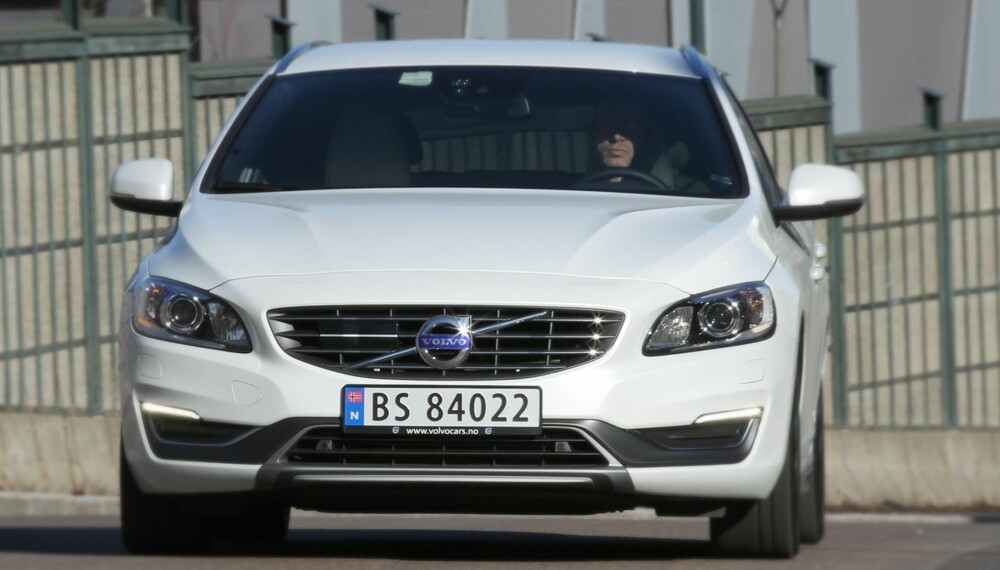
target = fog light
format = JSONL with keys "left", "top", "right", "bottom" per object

{"left": 554, "top": 441, "right": 573, "bottom": 453}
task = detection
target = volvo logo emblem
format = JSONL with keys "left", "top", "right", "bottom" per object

{"left": 416, "top": 315, "right": 473, "bottom": 370}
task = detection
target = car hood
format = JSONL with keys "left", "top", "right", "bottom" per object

{"left": 149, "top": 188, "right": 777, "bottom": 294}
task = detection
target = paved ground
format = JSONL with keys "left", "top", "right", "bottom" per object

{"left": 0, "top": 512, "right": 998, "bottom": 569}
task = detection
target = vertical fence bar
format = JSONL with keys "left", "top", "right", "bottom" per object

{"left": 935, "top": 138, "right": 957, "bottom": 428}
{"left": 0, "top": 64, "right": 9, "bottom": 410}
{"left": 77, "top": 51, "right": 103, "bottom": 415}
{"left": 865, "top": 162, "right": 877, "bottom": 426}
{"left": 897, "top": 158, "right": 913, "bottom": 426}
{"left": 828, "top": 215, "right": 848, "bottom": 427}
{"left": 43, "top": 61, "right": 58, "bottom": 411}
{"left": 974, "top": 150, "right": 987, "bottom": 427}
{"left": 7, "top": 64, "right": 26, "bottom": 411}
{"left": 958, "top": 152, "right": 971, "bottom": 425}
{"left": 882, "top": 158, "right": 896, "bottom": 427}
{"left": 182, "top": 58, "right": 196, "bottom": 187}
{"left": 829, "top": 123, "right": 849, "bottom": 427}
{"left": 917, "top": 156, "right": 931, "bottom": 425}
{"left": 58, "top": 60, "right": 76, "bottom": 411}
{"left": 994, "top": 149, "right": 1000, "bottom": 426}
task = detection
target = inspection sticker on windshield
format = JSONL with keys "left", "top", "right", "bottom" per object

{"left": 399, "top": 71, "right": 433, "bottom": 87}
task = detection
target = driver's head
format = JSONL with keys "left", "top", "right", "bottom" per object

{"left": 593, "top": 99, "right": 647, "bottom": 168}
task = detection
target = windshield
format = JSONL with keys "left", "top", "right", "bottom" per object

{"left": 211, "top": 67, "right": 742, "bottom": 198}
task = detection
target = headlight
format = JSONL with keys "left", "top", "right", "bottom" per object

{"left": 644, "top": 282, "right": 774, "bottom": 355}
{"left": 132, "top": 276, "right": 252, "bottom": 352}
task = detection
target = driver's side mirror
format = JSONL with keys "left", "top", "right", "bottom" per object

{"left": 772, "top": 163, "right": 865, "bottom": 222}
{"left": 108, "top": 158, "right": 183, "bottom": 217}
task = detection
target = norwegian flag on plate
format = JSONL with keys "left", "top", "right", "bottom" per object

{"left": 346, "top": 390, "right": 363, "bottom": 403}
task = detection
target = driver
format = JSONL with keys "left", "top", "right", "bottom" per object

{"left": 593, "top": 99, "right": 646, "bottom": 169}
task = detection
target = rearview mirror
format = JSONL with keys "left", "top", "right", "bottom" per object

{"left": 772, "top": 164, "right": 865, "bottom": 222}
{"left": 108, "top": 158, "right": 183, "bottom": 217}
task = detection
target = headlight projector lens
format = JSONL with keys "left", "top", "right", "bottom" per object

{"left": 699, "top": 301, "right": 742, "bottom": 338}
{"left": 162, "top": 295, "right": 205, "bottom": 334}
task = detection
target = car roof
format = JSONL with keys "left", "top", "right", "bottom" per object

{"left": 281, "top": 39, "right": 698, "bottom": 78}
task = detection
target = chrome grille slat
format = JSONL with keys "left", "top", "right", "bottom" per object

{"left": 268, "top": 305, "right": 624, "bottom": 379}
{"left": 288, "top": 348, "right": 397, "bottom": 355}
{"left": 469, "top": 334, "right": 615, "bottom": 340}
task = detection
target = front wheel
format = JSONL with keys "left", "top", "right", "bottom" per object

{"left": 710, "top": 418, "right": 801, "bottom": 558}
{"left": 799, "top": 391, "right": 826, "bottom": 544}
{"left": 120, "top": 442, "right": 212, "bottom": 554}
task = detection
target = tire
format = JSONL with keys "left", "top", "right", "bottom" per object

{"left": 799, "top": 391, "right": 826, "bottom": 544}
{"left": 211, "top": 503, "right": 291, "bottom": 543}
{"left": 120, "top": 443, "right": 212, "bottom": 555}
{"left": 710, "top": 408, "right": 801, "bottom": 558}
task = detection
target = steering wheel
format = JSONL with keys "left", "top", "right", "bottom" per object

{"left": 572, "top": 168, "right": 668, "bottom": 191}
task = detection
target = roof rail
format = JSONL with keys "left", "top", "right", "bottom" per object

{"left": 680, "top": 45, "right": 714, "bottom": 81}
{"left": 274, "top": 41, "right": 332, "bottom": 74}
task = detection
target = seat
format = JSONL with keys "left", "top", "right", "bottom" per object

{"left": 324, "top": 109, "right": 422, "bottom": 188}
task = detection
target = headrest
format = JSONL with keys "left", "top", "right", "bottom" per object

{"left": 324, "top": 109, "right": 420, "bottom": 188}
{"left": 665, "top": 142, "right": 690, "bottom": 169}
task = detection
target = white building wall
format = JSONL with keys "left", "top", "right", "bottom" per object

{"left": 670, "top": 0, "right": 690, "bottom": 47}
{"left": 288, "top": 0, "right": 343, "bottom": 45}
{"left": 963, "top": 0, "right": 1000, "bottom": 121}
{"left": 809, "top": 0, "right": 861, "bottom": 133}
{"left": 573, "top": 0, "right": 605, "bottom": 40}
{"left": 465, "top": 0, "right": 508, "bottom": 38}
{"left": 705, "top": 0, "right": 754, "bottom": 98}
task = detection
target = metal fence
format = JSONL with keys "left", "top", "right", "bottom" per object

{"left": 2, "top": 19, "right": 999, "bottom": 429}
{"left": 834, "top": 124, "right": 1000, "bottom": 429}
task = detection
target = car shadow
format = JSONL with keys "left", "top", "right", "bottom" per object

{"left": 0, "top": 526, "right": 713, "bottom": 560}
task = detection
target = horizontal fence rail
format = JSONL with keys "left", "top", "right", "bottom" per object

{"left": 2, "top": 20, "right": 1000, "bottom": 431}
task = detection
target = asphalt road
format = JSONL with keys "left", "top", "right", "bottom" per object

{"left": 0, "top": 512, "right": 998, "bottom": 569}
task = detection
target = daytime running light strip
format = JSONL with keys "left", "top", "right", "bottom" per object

{"left": 140, "top": 402, "right": 202, "bottom": 421}
{"left": 693, "top": 406, "right": 763, "bottom": 425}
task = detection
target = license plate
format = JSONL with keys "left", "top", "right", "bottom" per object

{"left": 342, "top": 385, "right": 542, "bottom": 436}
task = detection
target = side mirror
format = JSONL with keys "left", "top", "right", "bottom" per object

{"left": 772, "top": 164, "right": 865, "bottom": 222}
{"left": 108, "top": 158, "right": 183, "bottom": 217}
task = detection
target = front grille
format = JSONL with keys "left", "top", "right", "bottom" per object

{"left": 286, "top": 426, "right": 609, "bottom": 467}
{"left": 268, "top": 306, "right": 624, "bottom": 379}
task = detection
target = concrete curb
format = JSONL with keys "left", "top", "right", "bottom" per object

{"left": 0, "top": 492, "right": 119, "bottom": 516}
{"left": 1, "top": 492, "right": 998, "bottom": 525}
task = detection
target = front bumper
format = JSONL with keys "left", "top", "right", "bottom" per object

{"left": 120, "top": 270, "right": 799, "bottom": 505}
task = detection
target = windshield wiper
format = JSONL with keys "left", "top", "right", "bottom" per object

{"left": 212, "top": 181, "right": 300, "bottom": 193}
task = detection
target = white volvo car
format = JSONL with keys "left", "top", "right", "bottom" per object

{"left": 110, "top": 40, "right": 863, "bottom": 557}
